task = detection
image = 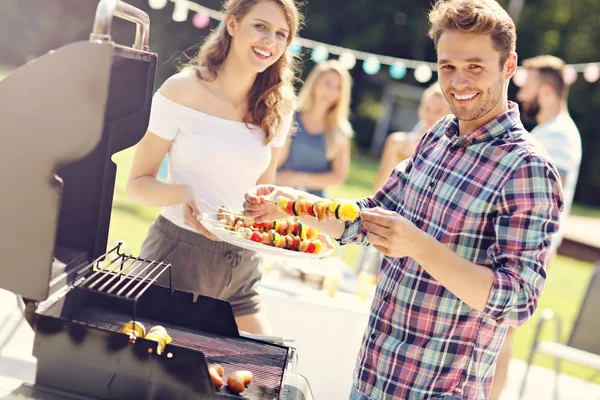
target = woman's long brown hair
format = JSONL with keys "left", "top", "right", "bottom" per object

{"left": 186, "top": 0, "right": 302, "bottom": 144}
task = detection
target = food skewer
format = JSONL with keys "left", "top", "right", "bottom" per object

{"left": 217, "top": 207, "right": 326, "bottom": 254}
{"left": 272, "top": 197, "right": 359, "bottom": 222}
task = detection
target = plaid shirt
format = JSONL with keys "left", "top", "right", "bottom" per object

{"left": 341, "top": 102, "right": 563, "bottom": 400}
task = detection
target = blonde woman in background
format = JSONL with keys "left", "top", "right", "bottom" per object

{"left": 276, "top": 60, "right": 353, "bottom": 197}
{"left": 374, "top": 82, "right": 450, "bottom": 189}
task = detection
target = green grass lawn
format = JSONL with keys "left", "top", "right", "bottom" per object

{"left": 110, "top": 147, "right": 600, "bottom": 383}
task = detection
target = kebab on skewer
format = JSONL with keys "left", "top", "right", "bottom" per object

{"left": 237, "top": 228, "right": 324, "bottom": 254}
{"left": 218, "top": 207, "right": 318, "bottom": 239}
{"left": 217, "top": 207, "right": 325, "bottom": 254}
{"left": 275, "top": 197, "right": 359, "bottom": 222}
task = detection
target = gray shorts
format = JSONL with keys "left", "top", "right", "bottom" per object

{"left": 139, "top": 215, "right": 263, "bottom": 316}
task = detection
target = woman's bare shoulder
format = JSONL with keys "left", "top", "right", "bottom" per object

{"left": 159, "top": 68, "right": 204, "bottom": 104}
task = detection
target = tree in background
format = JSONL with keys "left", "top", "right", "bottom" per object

{"left": 1, "top": 0, "right": 598, "bottom": 205}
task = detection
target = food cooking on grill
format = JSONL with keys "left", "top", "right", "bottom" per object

{"left": 144, "top": 325, "right": 172, "bottom": 355}
{"left": 208, "top": 364, "right": 225, "bottom": 389}
{"left": 276, "top": 196, "right": 359, "bottom": 222}
{"left": 227, "top": 370, "right": 253, "bottom": 395}
{"left": 217, "top": 207, "right": 325, "bottom": 254}
{"left": 121, "top": 321, "right": 146, "bottom": 339}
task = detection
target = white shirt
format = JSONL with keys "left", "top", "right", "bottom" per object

{"left": 531, "top": 112, "right": 582, "bottom": 249}
{"left": 147, "top": 91, "right": 293, "bottom": 232}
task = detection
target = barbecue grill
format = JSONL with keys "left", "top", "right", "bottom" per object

{"left": 0, "top": 1, "right": 311, "bottom": 399}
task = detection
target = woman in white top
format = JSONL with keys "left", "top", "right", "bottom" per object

{"left": 127, "top": 0, "right": 301, "bottom": 334}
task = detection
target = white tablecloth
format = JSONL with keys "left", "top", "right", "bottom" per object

{"left": 259, "top": 274, "right": 372, "bottom": 400}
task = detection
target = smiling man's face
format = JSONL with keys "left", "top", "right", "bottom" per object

{"left": 437, "top": 30, "right": 516, "bottom": 133}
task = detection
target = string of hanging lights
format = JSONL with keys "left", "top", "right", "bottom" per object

{"left": 148, "top": 0, "right": 600, "bottom": 85}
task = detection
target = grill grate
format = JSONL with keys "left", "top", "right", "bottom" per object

{"left": 73, "top": 306, "right": 288, "bottom": 399}
{"left": 74, "top": 243, "right": 172, "bottom": 301}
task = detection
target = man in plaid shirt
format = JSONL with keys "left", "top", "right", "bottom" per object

{"left": 243, "top": 0, "right": 564, "bottom": 398}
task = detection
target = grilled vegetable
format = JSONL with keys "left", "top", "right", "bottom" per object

{"left": 121, "top": 321, "right": 146, "bottom": 339}
{"left": 144, "top": 325, "right": 172, "bottom": 355}
{"left": 208, "top": 365, "right": 225, "bottom": 389}
{"left": 227, "top": 370, "right": 253, "bottom": 395}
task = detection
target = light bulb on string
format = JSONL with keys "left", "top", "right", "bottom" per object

{"left": 363, "top": 56, "right": 381, "bottom": 75}
{"left": 339, "top": 51, "right": 356, "bottom": 70}
{"left": 288, "top": 40, "right": 302, "bottom": 55}
{"left": 414, "top": 64, "right": 432, "bottom": 83}
{"left": 512, "top": 68, "right": 528, "bottom": 87}
{"left": 148, "top": 0, "right": 167, "bottom": 10}
{"left": 565, "top": 66, "right": 578, "bottom": 85}
{"left": 192, "top": 11, "right": 210, "bottom": 29}
{"left": 172, "top": 1, "right": 189, "bottom": 22}
{"left": 311, "top": 46, "right": 329, "bottom": 63}
{"left": 583, "top": 64, "right": 600, "bottom": 83}
{"left": 389, "top": 61, "right": 407, "bottom": 79}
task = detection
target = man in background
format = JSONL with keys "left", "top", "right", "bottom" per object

{"left": 490, "top": 54, "right": 582, "bottom": 400}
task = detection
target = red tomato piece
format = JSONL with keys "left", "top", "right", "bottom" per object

{"left": 251, "top": 231, "right": 262, "bottom": 242}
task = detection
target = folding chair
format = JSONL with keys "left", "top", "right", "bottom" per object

{"left": 518, "top": 265, "right": 600, "bottom": 400}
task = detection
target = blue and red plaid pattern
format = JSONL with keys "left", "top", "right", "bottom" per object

{"left": 340, "top": 102, "right": 563, "bottom": 399}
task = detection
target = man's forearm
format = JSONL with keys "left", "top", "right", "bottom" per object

{"left": 411, "top": 231, "right": 495, "bottom": 311}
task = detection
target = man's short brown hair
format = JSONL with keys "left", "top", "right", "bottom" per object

{"left": 428, "top": 0, "right": 517, "bottom": 68}
{"left": 522, "top": 55, "right": 567, "bottom": 99}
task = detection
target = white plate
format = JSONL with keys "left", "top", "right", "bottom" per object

{"left": 200, "top": 212, "right": 335, "bottom": 260}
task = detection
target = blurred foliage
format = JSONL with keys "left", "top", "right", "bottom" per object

{"left": 1, "top": 0, "right": 599, "bottom": 205}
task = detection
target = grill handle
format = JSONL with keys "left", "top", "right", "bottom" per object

{"left": 89, "top": 0, "right": 150, "bottom": 51}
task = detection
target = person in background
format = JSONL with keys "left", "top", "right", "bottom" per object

{"left": 490, "top": 54, "right": 582, "bottom": 400}
{"left": 361, "top": 83, "right": 450, "bottom": 288}
{"left": 276, "top": 60, "right": 353, "bottom": 197}
{"left": 126, "top": 0, "right": 302, "bottom": 335}
{"left": 243, "top": 0, "right": 564, "bottom": 397}
{"left": 374, "top": 82, "right": 451, "bottom": 190}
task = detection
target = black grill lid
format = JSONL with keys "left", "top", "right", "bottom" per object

{"left": 0, "top": 0, "right": 156, "bottom": 301}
